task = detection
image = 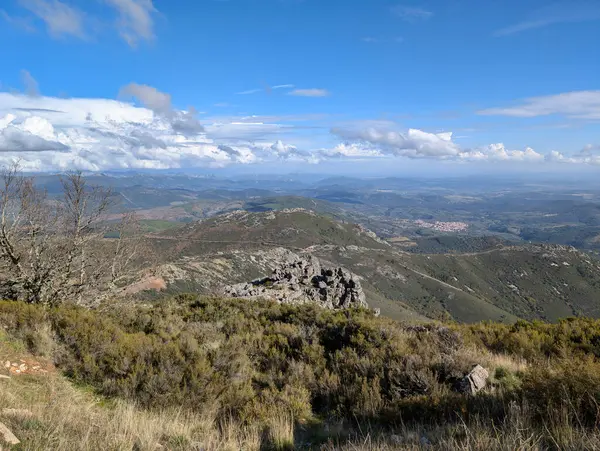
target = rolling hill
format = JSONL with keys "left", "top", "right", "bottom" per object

{"left": 133, "top": 209, "right": 600, "bottom": 323}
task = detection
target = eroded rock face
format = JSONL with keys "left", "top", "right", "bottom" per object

{"left": 224, "top": 254, "right": 368, "bottom": 310}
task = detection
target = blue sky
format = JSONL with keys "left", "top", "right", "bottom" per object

{"left": 0, "top": 0, "right": 599, "bottom": 173}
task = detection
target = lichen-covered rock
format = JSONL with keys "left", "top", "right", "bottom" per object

{"left": 224, "top": 254, "right": 368, "bottom": 310}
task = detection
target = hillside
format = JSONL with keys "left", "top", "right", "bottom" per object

{"left": 131, "top": 210, "right": 600, "bottom": 324}
{"left": 156, "top": 209, "right": 389, "bottom": 255}
{"left": 407, "top": 245, "right": 600, "bottom": 322}
{"left": 3, "top": 299, "right": 600, "bottom": 449}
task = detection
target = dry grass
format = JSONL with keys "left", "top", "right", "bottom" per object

{"left": 0, "top": 369, "right": 287, "bottom": 450}
{"left": 9, "top": 366, "right": 600, "bottom": 451}
{"left": 483, "top": 352, "right": 528, "bottom": 375}
{"left": 455, "top": 345, "right": 528, "bottom": 375}
{"left": 321, "top": 414, "right": 600, "bottom": 451}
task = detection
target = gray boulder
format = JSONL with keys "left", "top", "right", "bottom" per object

{"left": 456, "top": 364, "right": 489, "bottom": 395}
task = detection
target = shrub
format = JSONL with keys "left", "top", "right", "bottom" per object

{"left": 5, "top": 297, "right": 600, "bottom": 440}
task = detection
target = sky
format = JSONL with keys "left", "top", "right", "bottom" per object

{"left": 0, "top": 0, "right": 599, "bottom": 174}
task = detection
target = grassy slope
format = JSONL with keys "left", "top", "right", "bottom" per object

{"left": 157, "top": 210, "right": 388, "bottom": 256}
{"left": 407, "top": 246, "right": 600, "bottom": 322}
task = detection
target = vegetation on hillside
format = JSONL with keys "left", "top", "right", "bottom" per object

{"left": 3, "top": 297, "right": 600, "bottom": 449}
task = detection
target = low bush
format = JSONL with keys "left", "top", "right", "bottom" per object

{"left": 3, "top": 297, "right": 600, "bottom": 445}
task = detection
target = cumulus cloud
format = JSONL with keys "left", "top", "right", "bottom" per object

{"left": 0, "top": 114, "right": 69, "bottom": 152}
{"left": 458, "top": 144, "right": 544, "bottom": 162}
{"left": 270, "top": 140, "right": 306, "bottom": 158}
{"left": 329, "top": 121, "right": 598, "bottom": 165}
{"left": 120, "top": 83, "right": 170, "bottom": 113}
{"left": 104, "top": 0, "right": 157, "bottom": 47}
{"left": 1, "top": 89, "right": 598, "bottom": 172}
{"left": 545, "top": 144, "right": 600, "bottom": 166}
{"left": 119, "top": 83, "right": 204, "bottom": 135}
{"left": 0, "top": 89, "right": 322, "bottom": 171}
{"left": 545, "top": 150, "right": 600, "bottom": 165}
{"left": 19, "top": 0, "right": 85, "bottom": 38}
{"left": 478, "top": 91, "right": 600, "bottom": 119}
{"left": 0, "top": 92, "right": 257, "bottom": 171}
{"left": 332, "top": 124, "right": 460, "bottom": 158}
{"left": 581, "top": 144, "right": 600, "bottom": 154}
{"left": 288, "top": 89, "right": 330, "bottom": 97}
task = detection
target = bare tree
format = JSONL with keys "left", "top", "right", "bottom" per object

{"left": 109, "top": 211, "right": 143, "bottom": 289}
{"left": 0, "top": 164, "right": 141, "bottom": 305}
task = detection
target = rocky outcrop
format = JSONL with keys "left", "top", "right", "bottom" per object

{"left": 455, "top": 364, "right": 489, "bottom": 395}
{"left": 224, "top": 254, "right": 368, "bottom": 310}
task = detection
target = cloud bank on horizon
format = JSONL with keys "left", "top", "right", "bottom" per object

{"left": 0, "top": 83, "right": 598, "bottom": 172}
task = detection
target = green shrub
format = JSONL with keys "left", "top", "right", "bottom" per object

{"left": 4, "top": 298, "right": 600, "bottom": 436}
{"left": 523, "top": 358, "right": 600, "bottom": 427}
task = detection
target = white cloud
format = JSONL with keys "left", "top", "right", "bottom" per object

{"left": 119, "top": 83, "right": 204, "bottom": 135}
{"left": 0, "top": 92, "right": 253, "bottom": 171}
{"left": 236, "top": 89, "right": 263, "bottom": 95}
{"left": 391, "top": 5, "right": 433, "bottom": 20}
{"left": 270, "top": 140, "right": 304, "bottom": 158}
{"left": 329, "top": 121, "right": 597, "bottom": 165}
{"left": 582, "top": 144, "right": 600, "bottom": 154}
{"left": 494, "top": 2, "right": 600, "bottom": 36}
{"left": 458, "top": 144, "right": 544, "bottom": 162}
{"left": 319, "top": 142, "right": 383, "bottom": 158}
{"left": 11, "top": 0, "right": 157, "bottom": 46}
{"left": 332, "top": 124, "right": 460, "bottom": 158}
{"left": 236, "top": 84, "right": 295, "bottom": 95}
{"left": 0, "top": 114, "right": 69, "bottom": 153}
{"left": 0, "top": 88, "right": 326, "bottom": 171}
{"left": 19, "top": 0, "right": 85, "bottom": 38}
{"left": 104, "top": 0, "right": 157, "bottom": 47}
{"left": 120, "top": 83, "right": 171, "bottom": 114}
{"left": 1, "top": 91, "right": 598, "bottom": 172}
{"left": 288, "top": 89, "right": 330, "bottom": 97}
{"left": 478, "top": 91, "right": 600, "bottom": 119}
{"left": 545, "top": 150, "right": 600, "bottom": 165}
